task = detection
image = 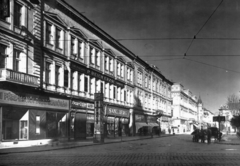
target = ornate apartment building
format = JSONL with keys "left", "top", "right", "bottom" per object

{"left": 0, "top": 0, "right": 173, "bottom": 145}
{"left": 171, "top": 83, "right": 199, "bottom": 133}
{"left": 133, "top": 61, "right": 172, "bottom": 135}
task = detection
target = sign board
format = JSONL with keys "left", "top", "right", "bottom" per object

{"left": 93, "top": 93, "right": 104, "bottom": 143}
{"left": 0, "top": 89, "right": 69, "bottom": 110}
{"left": 213, "top": 116, "right": 225, "bottom": 122}
{"left": 106, "top": 106, "right": 129, "bottom": 118}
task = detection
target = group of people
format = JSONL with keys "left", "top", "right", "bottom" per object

{"left": 192, "top": 127, "right": 213, "bottom": 144}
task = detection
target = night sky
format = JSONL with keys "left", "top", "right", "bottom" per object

{"left": 67, "top": 0, "right": 240, "bottom": 113}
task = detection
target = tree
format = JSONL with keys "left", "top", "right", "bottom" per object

{"left": 230, "top": 115, "right": 240, "bottom": 130}
{"left": 226, "top": 94, "right": 240, "bottom": 132}
{"left": 226, "top": 94, "right": 240, "bottom": 110}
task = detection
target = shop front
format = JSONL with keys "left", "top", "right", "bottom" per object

{"left": 0, "top": 89, "right": 69, "bottom": 144}
{"left": 70, "top": 100, "right": 94, "bottom": 140}
{"left": 161, "top": 116, "right": 171, "bottom": 134}
{"left": 104, "top": 106, "right": 130, "bottom": 138}
{"left": 134, "top": 114, "right": 158, "bottom": 136}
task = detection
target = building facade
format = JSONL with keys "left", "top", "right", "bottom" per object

{"left": 0, "top": 0, "right": 174, "bottom": 146}
{"left": 133, "top": 61, "right": 172, "bottom": 136}
{"left": 171, "top": 83, "right": 198, "bottom": 133}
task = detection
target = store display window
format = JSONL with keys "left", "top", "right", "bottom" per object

{"left": 2, "top": 107, "right": 29, "bottom": 141}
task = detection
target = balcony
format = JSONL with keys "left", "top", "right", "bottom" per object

{"left": 0, "top": 69, "right": 39, "bottom": 87}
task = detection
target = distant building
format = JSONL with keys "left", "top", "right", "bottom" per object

{"left": 219, "top": 106, "right": 236, "bottom": 133}
{"left": 171, "top": 83, "right": 198, "bottom": 133}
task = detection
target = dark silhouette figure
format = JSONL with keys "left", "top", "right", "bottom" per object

{"left": 200, "top": 127, "right": 205, "bottom": 143}
{"left": 207, "top": 127, "right": 212, "bottom": 144}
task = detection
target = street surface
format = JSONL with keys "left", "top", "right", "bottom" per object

{"left": 1, "top": 135, "right": 240, "bottom": 166}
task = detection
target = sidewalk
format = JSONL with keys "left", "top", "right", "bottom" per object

{"left": 216, "top": 133, "right": 240, "bottom": 145}
{"left": 0, "top": 134, "right": 173, "bottom": 154}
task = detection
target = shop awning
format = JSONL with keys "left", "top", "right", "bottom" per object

{"left": 135, "top": 122, "right": 158, "bottom": 131}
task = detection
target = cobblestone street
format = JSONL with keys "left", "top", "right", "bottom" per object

{"left": 1, "top": 135, "right": 240, "bottom": 166}
{"left": 1, "top": 152, "right": 240, "bottom": 166}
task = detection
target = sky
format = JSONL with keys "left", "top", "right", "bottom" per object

{"left": 67, "top": 0, "right": 240, "bottom": 113}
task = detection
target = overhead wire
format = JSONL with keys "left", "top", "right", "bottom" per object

{"left": 183, "top": 0, "right": 224, "bottom": 57}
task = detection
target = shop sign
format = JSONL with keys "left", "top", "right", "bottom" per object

{"left": 71, "top": 100, "right": 94, "bottom": 109}
{"left": 106, "top": 106, "right": 129, "bottom": 118}
{"left": 135, "top": 114, "right": 146, "bottom": 122}
{"left": 0, "top": 89, "right": 69, "bottom": 110}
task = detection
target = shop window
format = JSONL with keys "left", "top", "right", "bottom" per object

{"left": 86, "top": 123, "right": 94, "bottom": 137}
{"left": 2, "top": 107, "right": 29, "bottom": 140}
{"left": 36, "top": 116, "right": 40, "bottom": 134}
{"left": 46, "top": 112, "right": 67, "bottom": 138}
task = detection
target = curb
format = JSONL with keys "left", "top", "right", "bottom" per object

{"left": 0, "top": 135, "right": 174, "bottom": 155}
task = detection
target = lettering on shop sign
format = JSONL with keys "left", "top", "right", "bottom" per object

{"left": 0, "top": 90, "right": 69, "bottom": 110}
{"left": 87, "top": 69, "right": 115, "bottom": 84}
{"left": 71, "top": 100, "right": 94, "bottom": 109}
{"left": 106, "top": 107, "right": 129, "bottom": 118}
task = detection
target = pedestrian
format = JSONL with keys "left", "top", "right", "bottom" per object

{"left": 207, "top": 127, "right": 212, "bottom": 144}
{"left": 168, "top": 128, "right": 171, "bottom": 134}
{"left": 200, "top": 126, "right": 205, "bottom": 143}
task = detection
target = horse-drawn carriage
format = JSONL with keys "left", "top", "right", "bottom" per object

{"left": 191, "top": 127, "right": 222, "bottom": 143}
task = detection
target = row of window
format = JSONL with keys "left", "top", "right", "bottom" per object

{"left": 44, "top": 61, "right": 133, "bottom": 103}
{"left": 44, "top": 21, "right": 134, "bottom": 83}
{"left": 0, "top": 43, "right": 26, "bottom": 72}
{"left": 137, "top": 71, "right": 171, "bottom": 97}
{"left": 137, "top": 90, "right": 170, "bottom": 111}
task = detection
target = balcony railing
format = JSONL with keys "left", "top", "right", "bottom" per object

{"left": 0, "top": 68, "right": 39, "bottom": 87}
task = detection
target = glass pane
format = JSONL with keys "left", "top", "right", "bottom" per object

{"left": 2, "top": 107, "right": 28, "bottom": 140}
